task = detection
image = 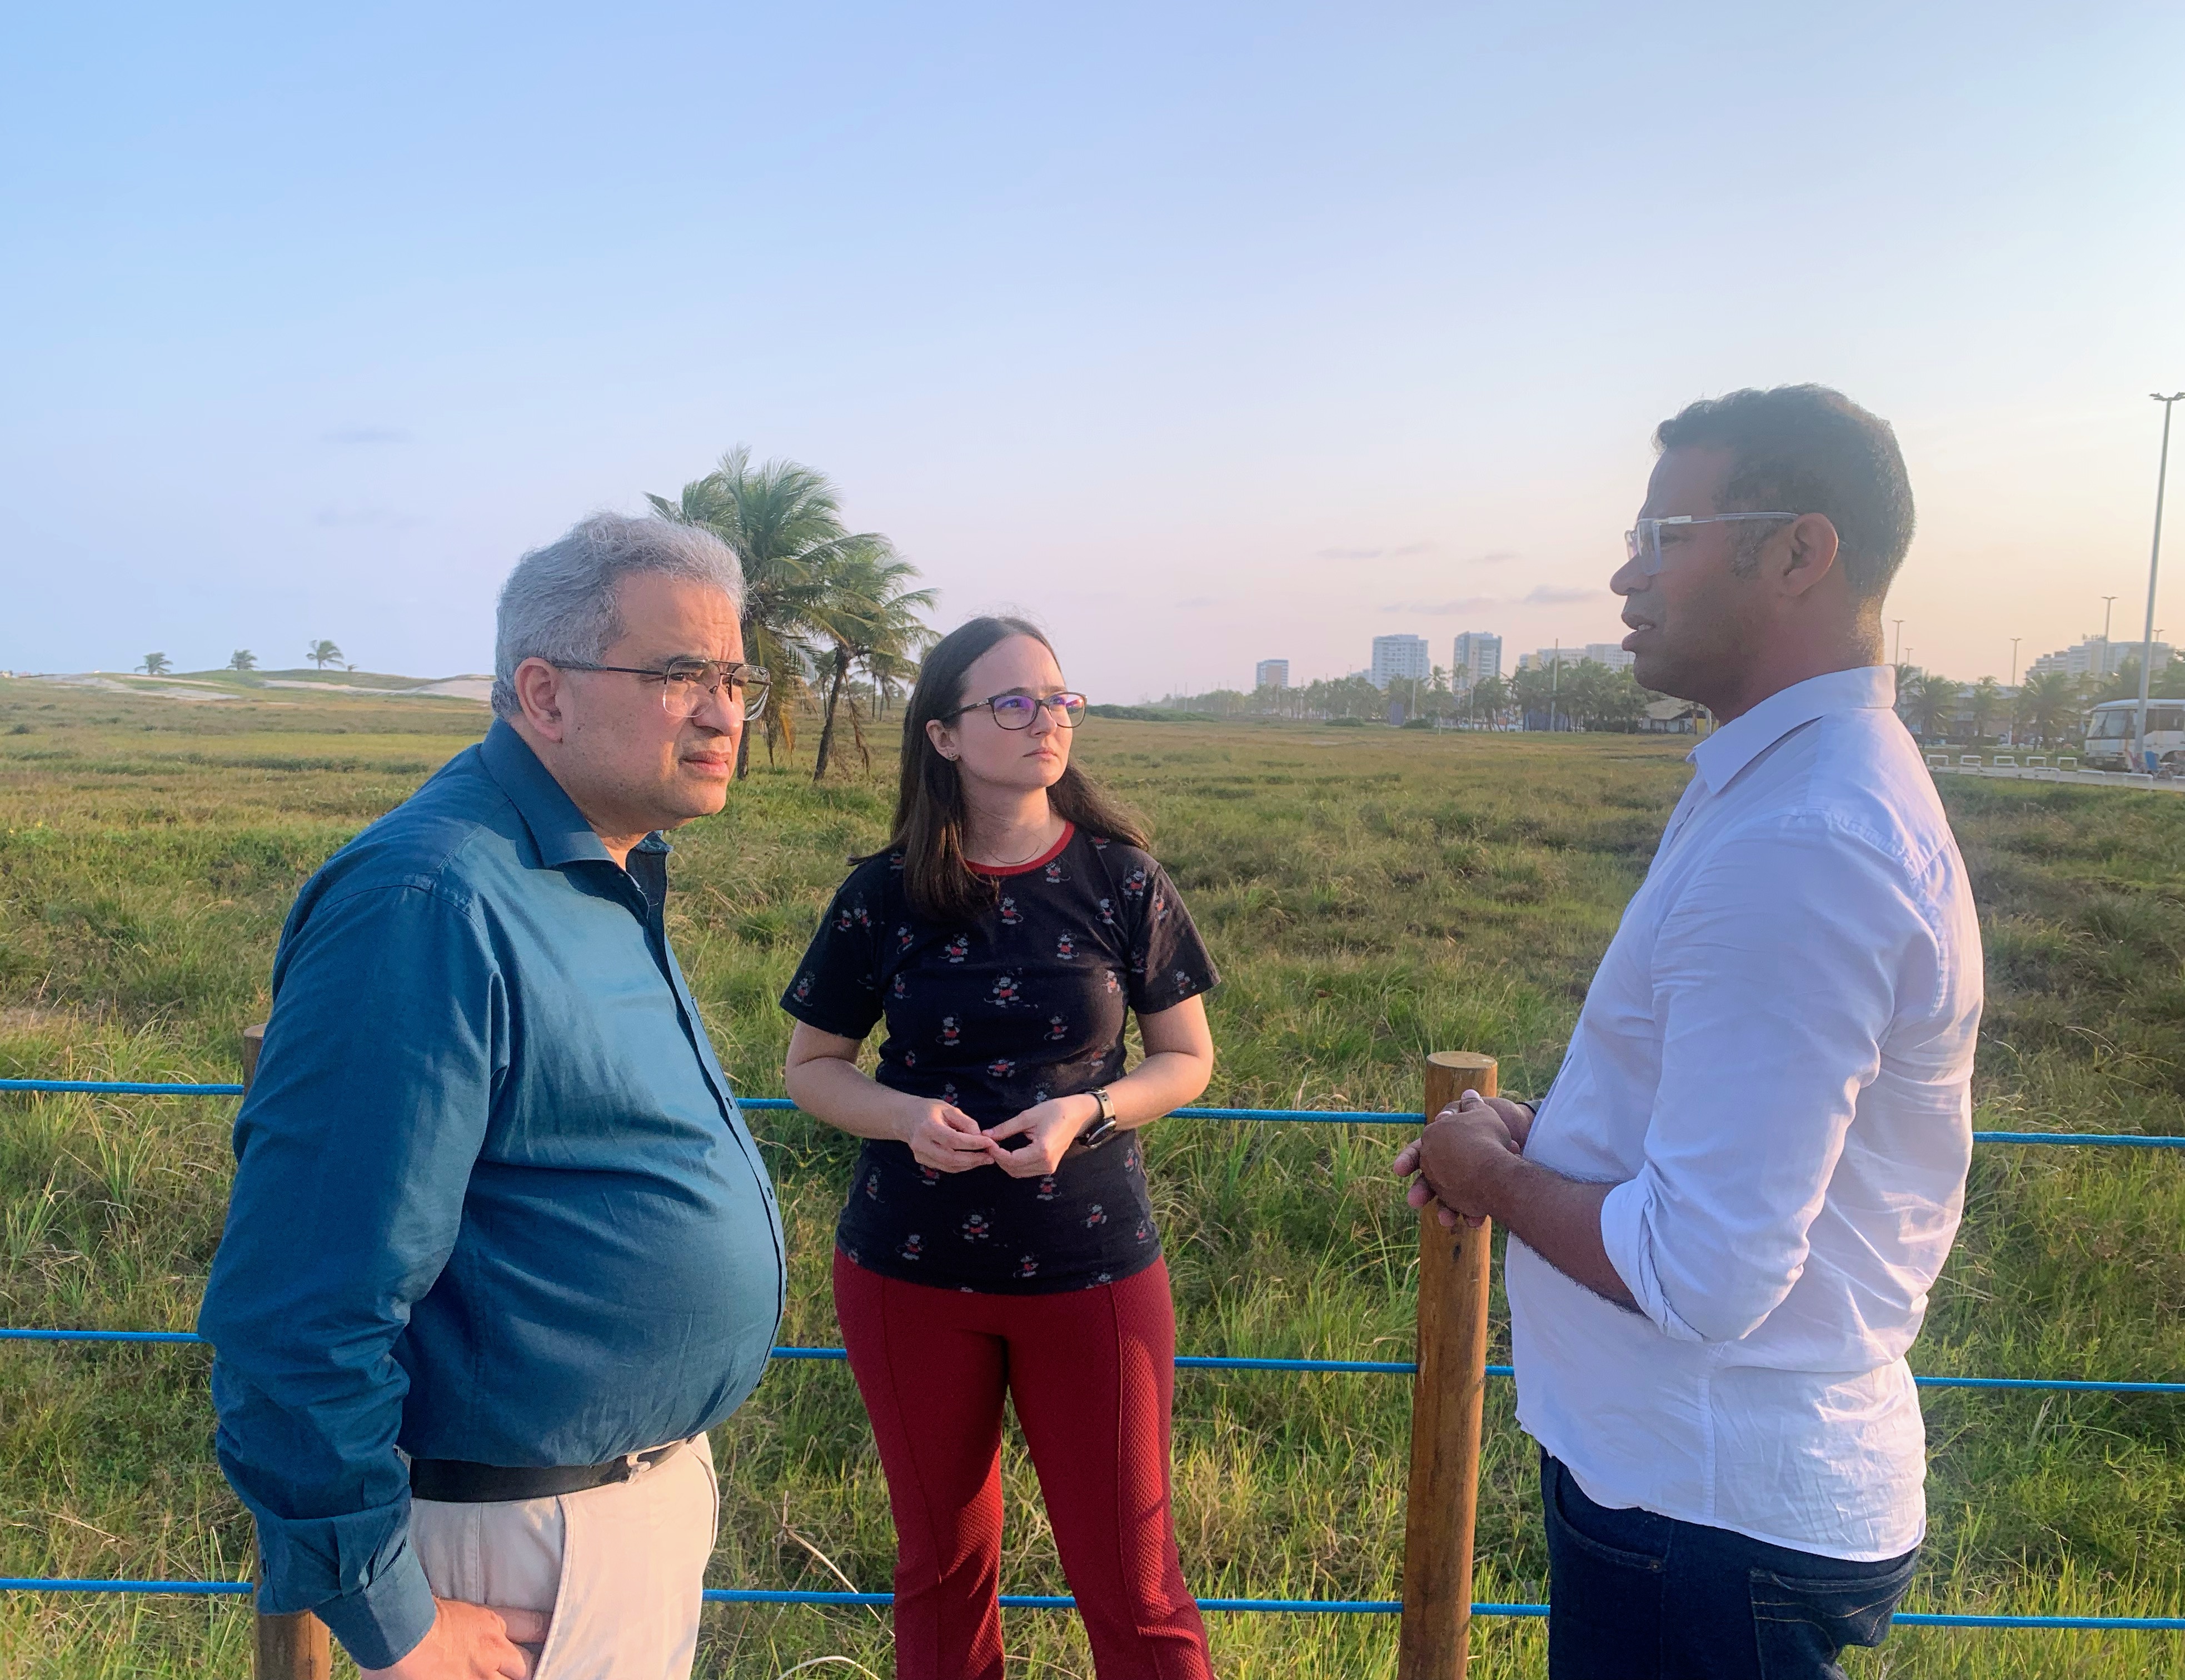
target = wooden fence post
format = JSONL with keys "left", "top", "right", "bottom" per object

{"left": 1398, "top": 1050, "right": 1498, "bottom": 1680}
{"left": 241, "top": 1024, "right": 333, "bottom": 1680}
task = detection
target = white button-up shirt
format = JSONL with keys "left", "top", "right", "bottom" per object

{"left": 1506, "top": 664, "right": 1983, "bottom": 1560}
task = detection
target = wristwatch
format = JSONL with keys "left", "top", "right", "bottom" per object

{"left": 1077, "top": 1086, "right": 1120, "bottom": 1150}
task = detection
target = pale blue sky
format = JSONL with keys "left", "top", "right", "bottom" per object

{"left": 5, "top": 3, "right": 2182, "bottom": 696}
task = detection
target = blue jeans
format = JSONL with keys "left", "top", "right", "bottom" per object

{"left": 1540, "top": 1452, "right": 1919, "bottom": 1679}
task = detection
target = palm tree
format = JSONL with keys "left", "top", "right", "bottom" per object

{"left": 807, "top": 544, "right": 937, "bottom": 781}
{"left": 137, "top": 653, "right": 171, "bottom": 676}
{"left": 1965, "top": 676, "right": 2003, "bottom": 741}
{"left": 650, "top": 446, "right": 892, "bottom": 777}
{"left": 2017, "top": 670, "right": 2081, "bottom": 746}
{"left": 307, "top": 639, "right": 343, "bottom": 670}
{"left": 227, "top": 649, "right": 257, "bottom": 672}
{"left": 1898, "top": 671, "right": 1959, "bottom": 742}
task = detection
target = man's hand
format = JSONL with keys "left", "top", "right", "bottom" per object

{"left": 983, "top": 1094, "right": 1100, "bottom": 1178}
{"left": 361, "top": 1599, "right": 551, "bottom": 1679}
{"left": 899, "top": 1100, "right": 1002, "bottom": 1173}
{"left": 1393, "top": 1089, "right": 1524, "bottom": 1229}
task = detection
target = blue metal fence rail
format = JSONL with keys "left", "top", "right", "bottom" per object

{"left": 4, "top": 1076, "right": 2182, "bottom": 1634}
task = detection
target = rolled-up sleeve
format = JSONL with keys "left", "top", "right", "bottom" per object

{"left": 1598, "top": 819, "right": 1923, "bottom": 1345}
{"left": 197, "top": 881, "right": 505, "bottom": 1668}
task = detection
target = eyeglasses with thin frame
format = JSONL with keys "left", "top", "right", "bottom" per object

{"left": 1624, "top": 513, "right": 1798, "bottom": 577}
{"left": 950, "top": 689, "right": 1089, "bottom": 729}
{"left": 556, "top": 658, "right": 771, "bottom": 720}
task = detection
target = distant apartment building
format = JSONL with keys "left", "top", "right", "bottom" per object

{"left": 1516, "top": 642, "right": 1635, "bottom": 673}
{"left": 1369, "top": 633, "right": 1431, "bottom": 691}
{"left": 1450, "top": 631, "right": 1502, "bottom": 690}
{"left": 2026, "top": 635, "right": 2174, "bottom": 682}
{"left": 1254, "top": 658, "right": 1290, "bottom": 690}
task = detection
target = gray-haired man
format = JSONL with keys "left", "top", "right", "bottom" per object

{"left": 201, "top": 514, "right": 783, "bottom": 1679}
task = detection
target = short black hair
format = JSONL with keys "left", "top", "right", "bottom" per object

{"left": 1654, "top": 384, "right": 1915, "bottom": 604}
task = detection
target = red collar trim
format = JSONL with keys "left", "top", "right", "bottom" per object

{"left": 967, "top": 822, "right": 1075, "bottom": 876}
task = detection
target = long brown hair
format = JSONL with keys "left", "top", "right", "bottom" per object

{"left": 882, "top": 616, "right": 1149, "bottom": 923}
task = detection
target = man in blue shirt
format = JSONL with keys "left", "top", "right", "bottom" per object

{"left": 199, "top": 513, "right": 785, "bottom": 1679}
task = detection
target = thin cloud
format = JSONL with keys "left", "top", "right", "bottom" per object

{"left": 323, "top": 425, "right": 412, "bottom": 444}
{"left": 1379, "top": 582, "right": 1612, "bottom": 614}
{"left": 1466, "top": 549, "right": 1520, "bottom": 566}
{"left": 1380, "top": 596, "right": 1503, "bottom": 616}
{"left": 316, "top": 507, "right": 423, "bottom": 529}
{"left": 1316, "top": 546, "right": 1384, "bottom": 560}
{"left": 1389, "top": 541, "right": 1437, "bottom": 557}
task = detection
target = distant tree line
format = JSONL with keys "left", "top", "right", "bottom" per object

{"left": 1159, "top": 657, "right": 1669, "bottom": 733}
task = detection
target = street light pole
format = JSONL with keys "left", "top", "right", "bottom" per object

{"left": 1892, "top": 619, "right": 1904, "bottom": 667}
{"left": 2136, "top": 393, "right": 2184, "bottom": 773}
{"left": 2009, "top": 638, "right": 2021, "bottom": 686}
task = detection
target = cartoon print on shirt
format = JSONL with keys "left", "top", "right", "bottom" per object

{"left": 1055, "top": 931, "right": 1076, "bottom": 959}
{"left": 941, "top": 1082, "right": 961, "bottom": 1107}
{"left": 895, "top": 923, "right": 915, "bottom": 951}
{"left": 901, "top": 1049, "right": 917, "bottom": 1068}
{"left": 891, "top": 973, "right": 908, "bottom": 998}
{"left": 917, "top": 1164, "right": 941, "bottom": 1186}
{"left": 1134, "top": 1218, "right": 1153, "bottom": 1243}
{"left": 939, "top": 1015, "right": 961, "bottom": 1047}
{"left": 900, "top": 1233, "right": 924, "bottom": 1260}
{"left": 943, "top": 935, "right": 970, "bottom": 963}
{"left": 1045, "top": 1014, "right": 1069, "bottom": 1041}
{"left": 1042, "top": 860, "right": 1066, "bottom": 884}
{"left": 1103, "top": 968, "right": 1121, "bottom": 995}
{"left": 792, "top": 974, "right": 814, "bottom": 1003}
{"left": 1035, "top": 1174, "right": 1058, "bottom": 1201}
{"left": 1015, "top": 1253, "right": 1039, "bottom": 1278}
{"left": 864, "top": 1172, "right": 881, "bottom": 1201}
{"left": 1120, "top": 866, "right": 1149, "bottom": 899}
{"left": 999, "top": 896, "right": 1022, "bottom": 926}
{"left": 989, "top": 973, "right": 1022, "bottom": 1008}
{"left": 961, "top": 1212, "right": 992, "bottom": 1242}
{"left": 1096, "top": 896, "right": 1117, "bottom": 926}
{"left": 1084, "top": 1203, "right": 1107, "bottom": 1229}
{"left": 987, "top": 1058, "right": 1016, "bottom": 1078}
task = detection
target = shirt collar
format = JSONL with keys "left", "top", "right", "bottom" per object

{"left": 479, "top": 718, "right": 618, "bottom": 869}
{"left": 1687, "top": 664, "right": 1897, "bottom": 794}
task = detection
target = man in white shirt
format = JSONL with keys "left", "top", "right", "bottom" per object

{"left": 1398, "top": 384, "right": 1982, "bottom": 1679}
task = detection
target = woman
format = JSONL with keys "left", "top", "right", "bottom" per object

{"left": 781, "top": 616, "right": 1219, "bottom": 1680}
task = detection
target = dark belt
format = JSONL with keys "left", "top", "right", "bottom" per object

{"left": 410, "top": 1438, "right": 686, "bottom": 1504}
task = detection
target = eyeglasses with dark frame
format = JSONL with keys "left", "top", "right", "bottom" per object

{"left": 1624, "top": 513, "right": 1798, "bottom": 578}
{"left": 950, "top": 689, "right": 1089, "bottom": 730}
{"left": 556, "top": 658, "right": 771, "bottom": 720}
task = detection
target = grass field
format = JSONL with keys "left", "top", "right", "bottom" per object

{"left": 2, "top": 674, "right": 2182, "bottom": 1678}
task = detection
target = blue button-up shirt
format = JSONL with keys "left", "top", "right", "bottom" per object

{"left": 198, "top": 720, "right": 786, "bottom": 1667}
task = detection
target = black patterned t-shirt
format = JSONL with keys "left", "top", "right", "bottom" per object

{"left": 779, "top": 824, "right": 1218, "bottom": 1294}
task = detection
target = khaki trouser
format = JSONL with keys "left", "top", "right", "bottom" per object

{"left": 409, "top": 1433, "right": 719, "bottom": 1680}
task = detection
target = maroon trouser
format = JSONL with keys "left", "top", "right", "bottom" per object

{"left": 833, "top": 1251, "right": 1214, "bottom": 1680}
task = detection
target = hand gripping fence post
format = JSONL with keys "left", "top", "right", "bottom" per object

{"left": 239, "top": 1026, "right": 334, "bottom": 1680}
{"left": 1397, "top": 1051, "right": 1498, "bottom": 1679}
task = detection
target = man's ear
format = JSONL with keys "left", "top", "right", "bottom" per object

{"left": 514, "top": 658, "right": 571, "bottom": 742}
{"left": 1776, "top": 513, "right": 1842, "bottom": 600}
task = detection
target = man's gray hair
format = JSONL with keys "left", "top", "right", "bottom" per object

{"left": 492, "top": 513, "right": 744, "bottom": 720}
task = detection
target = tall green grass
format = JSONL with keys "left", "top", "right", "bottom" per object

{"left": 2, "top": 678, "right": 2181, "bottom": 1676}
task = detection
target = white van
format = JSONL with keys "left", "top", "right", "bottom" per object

{"left": 2083, "top": 698, "right": 2185, "bottom": 773}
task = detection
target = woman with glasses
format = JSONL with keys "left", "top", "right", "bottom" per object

{"left": 780, "top": 615, "right": 1219, "bottom": 1680}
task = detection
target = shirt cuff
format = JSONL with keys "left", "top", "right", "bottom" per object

{"left": 1599, "top": 1177, "right": 1705, "bottom": 1343}
{"left": 312, "top": 1541, "right": 438, "bottom": 1672}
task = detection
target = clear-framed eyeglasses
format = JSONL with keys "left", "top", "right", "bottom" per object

{"left": 1624, "top": 513, "right": 1798, "bottom": 577}
{"left": 952, "top": 689, "right": 1089, "bottom": 729}
{"left": 558, "top": 658, "right": 771, "bottom": 720}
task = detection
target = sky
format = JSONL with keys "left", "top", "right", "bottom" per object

{"left": 4, "top": 2, "right": 2183, "bottom": 697}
